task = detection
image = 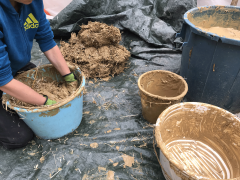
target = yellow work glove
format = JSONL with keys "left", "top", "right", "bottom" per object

{"left": 44, "top": 95, "right": 57, "bottom": 106}
{"left": 63, "top": 73, "right": 77, "bottom": 83}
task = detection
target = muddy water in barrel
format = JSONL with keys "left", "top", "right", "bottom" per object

{"left": 188, "top": 7, "right": 240, "bottom": 41}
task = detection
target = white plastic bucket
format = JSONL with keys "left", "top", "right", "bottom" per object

{"left": 154, "top": 102, "right": 240, "bottom": 180}
{"left": 197, "top": 0, "right": 240, "bottom": 7}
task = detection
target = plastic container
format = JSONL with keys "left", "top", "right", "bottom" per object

{"left": 197, "top": 0, "right": 240, "bottom": 7}
{"left": 154, "top": 102, "right": 240, "bottom": 180}
{"left": 138, "top": 70, "right": 188, "bottom": 124}
{"left": 177, "top": 6, "right": 240, "bottom": 113}
{"left": 5, "top": 64, "right": 85, "bottom": 139}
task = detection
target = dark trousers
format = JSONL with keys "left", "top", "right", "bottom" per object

{"left": 0, "top": 62, "right": 36, "bottom": 149}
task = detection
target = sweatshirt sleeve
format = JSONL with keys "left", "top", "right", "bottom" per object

{"left": 34, "top": 0, "right": 56, "bottom": 52}
{"left": 0, "top": 30, "right": 13, "bottom": 87}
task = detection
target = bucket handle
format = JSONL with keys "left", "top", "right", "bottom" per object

{"left": 145, "top": 100, "right": 172, "bottom": 108}
{"left": 153, "top": 129, "right": 172, "bottom": 180}
{"left": 176, "top": 22, "right": 187, "bottom": 39}
{"left": 139, "top": 91, "right": 172, "bottom": 106}
{"left": 146, "top": 100, "right": 172, "bottom": 105}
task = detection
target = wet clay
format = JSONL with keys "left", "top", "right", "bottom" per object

{"left": 155, "top": 103, "right": 240, "bottom": 179}
{"left": 188, "top": 7, "right": 240, "bottom": 40}
{"left": 113, "top": 163, "right": 118, "bottom": 167}
{"left": 196, "top": 26, "right": 240, "bottom": 40}
{"left": 98, "top": 167, "right": 106, "bottom": 172}
{"left": 90, "top": 143, "right": 98, "bottom": 148}
{"left": 60, "top": 21, "right": 131, "bottom": 79}
{"left": 79, "top": 22, "right": 121, "bottom": 48}
{"left": 140, "top": 71, "right": 186, "bottom": 97}
{"left": 121, "top": 154, "right": 134, "bottom": 168}
{"left": 2, "top": 66, "right": 78, "bottom": 108}
{"left": 138, "top": 70, "right": 188, "bottom": 124}
{"left": 107, "top": 171, "right": 115, "bottom": 180}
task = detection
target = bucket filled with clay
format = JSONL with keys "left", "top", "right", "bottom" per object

{"left": 138, "top": 70, "right": 188, "bottom": 124}
{"left": 154, "top": 102, "right": 240, "bottom": 180}
{"left": 3, "top": 64, "right": 85, "bottom": 139}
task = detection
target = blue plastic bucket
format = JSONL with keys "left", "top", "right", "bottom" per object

{"left": 5, "top": 64, "right": 85, "bottom": 139}
{"left": 177, "top": 6, "right": 240, "bottom": 113}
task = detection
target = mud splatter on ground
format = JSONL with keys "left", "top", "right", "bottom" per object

{"left": 90, "top": 143, "right": 99, "bottom": 148}
{"left": 113, "top": 163, "right": 118, "bottom": 167}
{"left": 122, "top": 154, "right": 134, "bottom": 168}
{"left": 98, "top": 167, "right": 106, "bottom": 172}
{"left": 107, "top": 171, "right": 115, "bottom": 180}
{"left": 60, "top": 21, "right": 131, "bottom": 79}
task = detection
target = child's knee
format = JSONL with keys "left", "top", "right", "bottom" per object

{"left": 1, "top": 128, "right": 34, "bottom": 150}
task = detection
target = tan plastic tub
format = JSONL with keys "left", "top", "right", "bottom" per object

{"left": 138, "top": 70, "right": 188, "bottom": 124}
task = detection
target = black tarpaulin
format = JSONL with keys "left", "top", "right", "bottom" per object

{"left": 0, "top": 0, "right": 197, "bottom": 179}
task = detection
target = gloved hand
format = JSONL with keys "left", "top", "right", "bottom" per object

{"left": 44, "top": 95, "right": 57, "bottom": 106}
{"left": 63, "top": 73, "right": 77, "bottom": 83}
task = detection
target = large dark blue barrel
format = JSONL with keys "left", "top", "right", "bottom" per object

{"left": 178, "top": 6, "right": 240, "bottom": 113}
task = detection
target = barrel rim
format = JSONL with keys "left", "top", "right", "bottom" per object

{"left": 155, "top": 102, "right": 240, "bottom": 180}
{"left": 138, "top": 70, "right": 188, "bottom": 101}
{"left": 6, "top": 64, "right": 85, "bottom": 113}
{"left": 183, "top": 5, "right": 240, "bottom": 46}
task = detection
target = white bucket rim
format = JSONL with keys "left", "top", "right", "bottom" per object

{"left": 155, "top": 102, "right": 240, "bottom": 180}
{"left": 138, "top": 70, "right": 188, "bottom": 101}
{"left": 5, "top": 64, "right": 85, "bottom": 113}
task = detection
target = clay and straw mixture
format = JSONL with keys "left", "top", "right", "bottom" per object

{"left": 2, "top": 22, "right": 129, "bottom": 108}
{"left": 60, "top": 21, "right": 131, "bottom": 79}
{"left": 2, "top": 69, "right": 78, "bottom": 108}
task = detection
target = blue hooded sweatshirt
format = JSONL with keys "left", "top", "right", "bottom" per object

{"left": 0, "top": 0, "right": 56, "bottom": 86}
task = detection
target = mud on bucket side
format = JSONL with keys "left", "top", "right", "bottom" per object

{"left": 154, "top": 102, "right": 240, "bottom": 180}
{"left": 5, "top": 64, "right": 86, "bottom": 140}
{"left": 138, "top": 70, "right": 188, "bottom": 124}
